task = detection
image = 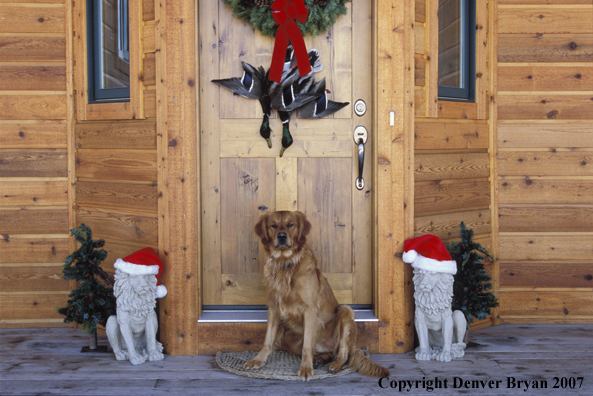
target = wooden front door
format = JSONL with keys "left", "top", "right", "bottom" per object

{"left": 199, "top": 1, "right": 373, "bottom": 307}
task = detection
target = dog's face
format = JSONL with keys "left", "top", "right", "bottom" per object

{"left": 255, "top": 211, "right": 312, "bottom": 253}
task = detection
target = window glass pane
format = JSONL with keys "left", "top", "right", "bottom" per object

{"left": 99, "top": 0, "right": 129, "bottom": 89}
{"left": 438, "top": 0, "right": 463, "bottom": 89}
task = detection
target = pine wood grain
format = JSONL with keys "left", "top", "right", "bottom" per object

{"left": 500, "top": 262, "right": 593, "bottom": 288}
{"left": 0, "top": 120, "right": 67, "bottom": 148}
{"left": 414, "top": 208, "right": 491, "bottom": 240}
{"left": 0, "top": 181, "right": 67, "bottom": 206}
{"left": 143, "top": 20, "right": 155, "bottom": 53}
{"left": 498, "top": 151, "right": 593, "bottom": 176}
{"left": 0, "top": 293, "right": 67, "bottom": 321}
{"left": 0, "top": 149, "right": 67, "bottom": 178}
{"left": 0, "top": 266, "right": 69, "bottom": 293}
{"left": 75, "top": 151, "right": 157, "bottom": 181}
{"left": 498, "top": 7, "right": 593, "bottom": 34}
{"left": 0, "top": 65, "right": 66, "bottom": 91}
{"left": 497, "top": 66, "right": 593, "bottom": 91}
{"left": 0, "top": 94, "right": 67, "bottom": 120}
{"left": 499, "top": 234, "right": 593, "bottom": 261}
{"left": 143, "top": 52, "right": 156, "bottom": 86}
{"left": 76, "top": 181, "right": 158, "bottom": 213}
{"left": 0, "top": 209, "right": 68, "bottom": 235}
{"left": 498, "top": 34, "right": 593, "bottom": 63}
{"left": 76, "top": 208, "right": 158, "bottom": 245}
{"left": 415, "top": 152, "right": 490, "bottom": 181}
{"left": 414, "top": 121, "right": 489, "bottom": 150}
{"left": 499, "top": 177, "right": 593, "bottom": 204}
{"left": 437, "top": 101, "right": 479, "bottom": 119}
{"left": 0, "top": 36, "right": 66, "bottom": 62}
{"left": 0, "top": 5, "right": 65, "bottom": 33}
{"left": 143, "top": 0, "right": 155, "bottom": 21}
{"left": 498, "top": 94, "right": 593, "bottom": 120}
{"left": 143, "top": 89, "right": 156, "bottom": 118}
{"left": 498, "top": 122, "right": 593, "bottom": 148}
{"left": 499, "top": 291, "right": 593, "bottom": 316}
{"left": 415, "top": 180, "right": 490, "bottom": 215}
{"left": 499, "top": 205, "right": 593, "bottom": 232}
{"left": 75, "top": 121, "right": 157, "bottom": 150}
{"left": 0, "top": 236, "right": 69, "bottom": 263}
{"left": 414, "top": 53, "right": 426, "bottom": 86}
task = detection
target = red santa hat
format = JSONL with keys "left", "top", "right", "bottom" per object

{"left": 114, "top": 247, "right": 167, "bottom": 298}
{"left": 402, "top": 234, "right": 457, "bottom": 275}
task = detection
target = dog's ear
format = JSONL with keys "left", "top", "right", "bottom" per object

{"left": 254, "top": 214, "right": 271, "bottom": 245}
{"left": 296, "top": 211, "right": 312, "bottom": 247}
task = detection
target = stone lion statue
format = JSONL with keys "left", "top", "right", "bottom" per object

{"left": 403, "top": 234, "right": 467, "bottom": 362}
{"left": 106, "top": 248, "right": 167, "bottom": 365}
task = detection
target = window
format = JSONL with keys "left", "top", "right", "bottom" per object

{"left": 87, "top": 0, "right": 130, "bottom": 102}
{"left": 438, "top": 0, "right": 475, "bottom": 102}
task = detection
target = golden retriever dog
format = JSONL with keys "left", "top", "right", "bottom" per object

{"left": 245, "top": 211, "right": 389, "bottom": 381}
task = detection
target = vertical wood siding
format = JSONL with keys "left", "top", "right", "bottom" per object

{"left": 495, "top": 1, "right": 593, "bottom": 323}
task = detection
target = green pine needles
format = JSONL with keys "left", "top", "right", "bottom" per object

{"left": 447, "top": 222, "right": 499, "bottom": 328}
{"left": 57, "top": 224, "right": 116, "bottom": 335}
{"left": 221, "top": 0, "right": 348, "bottom": 37}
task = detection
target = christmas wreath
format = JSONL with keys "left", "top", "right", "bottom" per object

{"left": 222, "top": 0, "right": 349, "bottom": 37}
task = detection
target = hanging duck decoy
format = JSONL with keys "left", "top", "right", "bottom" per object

{"left": 298, "top": 77, "right": 349, "bottom": 119}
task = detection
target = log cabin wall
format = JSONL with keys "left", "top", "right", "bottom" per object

{"left": 0, "top": 0, "right": 71, "bottom": 328}
{"left": 414, "top": 0, "right": 495, "bottom": 331}
{"left": 494, "top": 0, "right": 593, "bottom": 323}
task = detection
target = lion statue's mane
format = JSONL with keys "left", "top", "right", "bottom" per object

{"left": 413, "top": 269, "right": 454, "bottom": 316}
{"left": 113, "top": 270, "right": 156, "bottom": 316}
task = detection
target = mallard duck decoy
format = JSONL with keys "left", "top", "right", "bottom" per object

{"left": 298, "top": 77, "right": 349, "bottom": 119}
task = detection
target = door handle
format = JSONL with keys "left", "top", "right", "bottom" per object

{"left": 353, "top": 125, "right": 368, "bottom": 190}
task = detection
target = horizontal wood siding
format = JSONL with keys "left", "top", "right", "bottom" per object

{"left": 414, "top": 0, "right": 494, "bottom": 329}
{"left": 495, "top": 0, "right": 593, "bottom": 323}
{"left": 0, "top": 0, "right": 70, "bottom": 328}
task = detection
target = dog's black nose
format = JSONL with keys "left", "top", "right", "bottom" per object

{"left": 278, "top": 232, "right": 287, "bottom": 240}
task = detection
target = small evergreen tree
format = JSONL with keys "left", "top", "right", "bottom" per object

{"left": 447, "top": 222, "right": 499, "bottom": 328}
{"left": 57, "top": 224, "right": 116, "bottom": 349}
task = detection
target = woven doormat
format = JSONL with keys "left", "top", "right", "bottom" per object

{"left": 216, "top": 350, "right": 360, "bottom": 381}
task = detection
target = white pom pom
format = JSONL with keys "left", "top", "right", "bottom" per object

{"left": 402, "top": 249, "right": 418, "bottom": 264}
{"left": 156, "top": 285, "right": 167, "bottom": 298}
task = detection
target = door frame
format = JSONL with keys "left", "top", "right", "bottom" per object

{"left": 156, "top": 0, "right": 415, "bottom": 356}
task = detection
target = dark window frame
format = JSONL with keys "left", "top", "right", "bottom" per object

{"left": 438, "top": 0, "right": 476, "bottom": 102}
{"left": 86, "top": 0, "right": 130, "bottom": 103}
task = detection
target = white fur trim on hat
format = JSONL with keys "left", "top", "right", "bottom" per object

{"left": 156, "top": 284, "right": 167, "bottom": 298}
{"left": 114, "top": 258, "right": 159, "bottom": 276}
{"left": 411, "top": 253, "right": 457, "bottom": 275}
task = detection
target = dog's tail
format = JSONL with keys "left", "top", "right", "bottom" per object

{"left": 348, "top": 349, "right": 390, "bottom": 377}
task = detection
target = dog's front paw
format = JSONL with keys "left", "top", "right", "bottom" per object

{"left": 148, "top": 350, "right": 165, "bottom": 362}
{"left": 129, "top": 354, "right": 146, "bottom": 366}
{"left": 436, "top": 350, "right": 452, "bottom": 363}
{"left": 328, "top": 361, "right": 343, "bottom": 374}
{"left": 415, "top": 348, "right": 432, "bottom": 361}
{"left": 244, "top": 359, "right": 265, "bottom": 369}
{"left": 298, "top": 364, "right": 314, "bottom": 381}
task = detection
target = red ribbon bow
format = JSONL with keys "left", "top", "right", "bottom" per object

{"left": 269, "top": 0, "right": 311, "bottom": 84}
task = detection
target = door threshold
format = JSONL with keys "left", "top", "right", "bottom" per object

{"left": 198, "top": 309, "right": 378, "bottom": 323}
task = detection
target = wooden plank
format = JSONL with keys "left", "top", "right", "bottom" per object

{"left": 0, "top": 65, "right": 66, "bottom": 91}
{"left": 75, "top": 151, "right": 157, "bottom": 181}
{"left": 414, "top": 121, "right": 489, "bottom": 150}
{"left": 0, "top": 209, "right": 68, "bottom": 234}
{"left": 143, "top": 0, "right": 155, "bottom": 21}
{"left": 0, "top": 149, "right": 67, "bottom": 177}
{"left": 198, "top": 321, "right": 379, "bottom": 356}
{"left": 143, "top": 52, "right": 156, "bottom": 86}
{"left": 415, "top": 0, "right": 425, "bottom": 23}
{"left": 0, "top": 36, "right": 66, "bottom": 62}
{"left": 275, "top": 156, "right": 297, "bottom": 211}
{"left": 0, "top": 120, "right": 67, "bottom": 148}
{"left": 499, "top": 235, "right": 593, "bottom": 261}
{"left": 0, "top": 293, "right": 67, "bottom": 321}
{"left": 76, "top": 208, "right": 158, "bottom": 245}
{"left": 498, "top": 151, "right": 593, "bottom": 176}
{"left": 75, "top": 121, "right": 157, "bottom": 150}
{"left": 498, "top": 7, "right": 593, "bottom": 34}
{"left": 0, "top": 94, "right": 66, "bottom": 120}
{"left": 298, "top": 158, "right": 352, "bottom": 275}
{"left": 0, "top": 236, "right": 69, "bottom": 263}
{"left": 437, "top": 101, "right": 478, "bottom": 119}
{"left": 498, "top": 34, "right": 593, "bottom": 63}
{"left": 415, "top": 152, "right": 490, "bottom": 181}
{"left": 0, "top": 5, "right": 66, "bottom": 33}
{"left": 499, "top": 177, "right": 593, "bottom": 204}
{"left": 499, "top": 205, "right": 593, "bottom": 232}
{"left": 0, "top": 266, "right": 69, "bottom": 292}
{"left": 498, "top": 66, "right": 593, "bottom": 92}
{"left": 498, "top": 291, "right": 593, "bottom": 316}
{"left": 500, "top": 262, "right": 593, "bottom": 288}
{"left": 129, "top": 0, "right": 144, "bottom": 120}
{"left": 414, "top": 53, "right": 425, "bottom": 86}
{"left": 76, "top": 181, "right": 158, "bottom": 213}
{"left": 0, "top": 180, "right": 67, "bottom": 206}
{"left": 143, "top": 20, "right": 155, "bottom": 53}
{"left": 426, "top": 0, "right": 437, "bottom": 117}
{"left": 414, "top": 208, "right": 491, "bottom": 240}
{"left": 498, "top": 123, "right": 593, "bottom": 148}
{"left": 475, "top": 0, "right": 489, "bottom": 119}
{"left": 498, "top": 94, "right": 593, "bottom": 120}
{"left": 415, "top": 180, "right": 490, "bottom": 215}
{"left": 220, "top": 158, "right": 275, "bottom": 275}
{"left": 143, "top": 89, "right": 156, "bottom": 118}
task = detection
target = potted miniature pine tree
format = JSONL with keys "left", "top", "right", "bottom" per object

{"left": 447, "top": 222, "right": 499, "bottom": 335}
{"left": 57, "top": 224, "right": 116, "bottom": 352}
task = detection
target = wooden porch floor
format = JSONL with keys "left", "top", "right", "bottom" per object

{"left": 1, "top": 324, "right": 592, "bottom": 395}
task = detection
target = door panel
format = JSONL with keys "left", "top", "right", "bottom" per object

{"left": 200, "top": 0, "right": 373, "bottom": 306}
